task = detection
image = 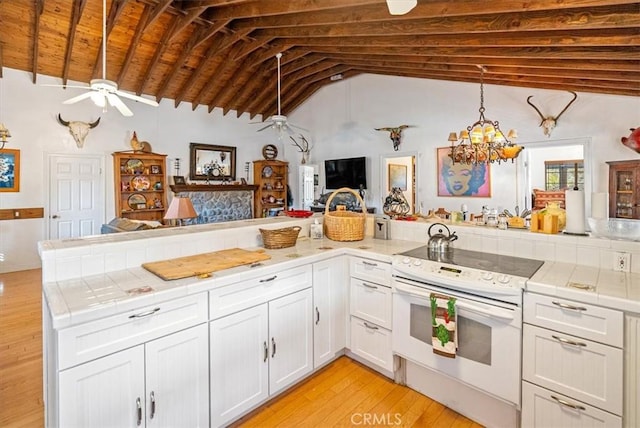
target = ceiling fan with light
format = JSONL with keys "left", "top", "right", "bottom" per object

{"left": 253, "top": 53, "right": 307, "bottom": 137}
{"left": 386, "top": 0, "right": 417, "bottom": 15}
{"left": 58, "top": 0, "right": 158, "bottom": 116}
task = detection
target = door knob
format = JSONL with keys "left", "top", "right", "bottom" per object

{"left": 51, "top": 215, "right": 60, "bottom": 219}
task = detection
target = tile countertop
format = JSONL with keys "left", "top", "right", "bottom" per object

{"left": 527, "top": 261, "right": 640, "bottom": 314}
{"left": 43, "top": 237, "right": 424, "bottom": 329}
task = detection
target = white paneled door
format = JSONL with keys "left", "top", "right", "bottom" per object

{"left": 48, "top": 154, "right": 104, "bottom": 239}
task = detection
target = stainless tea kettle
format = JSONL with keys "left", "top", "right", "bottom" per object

{"left": 428, "top": 223, "right": 458, "bottom": 252}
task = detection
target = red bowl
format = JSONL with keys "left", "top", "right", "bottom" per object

{"left": 286, "top": 210, "right": 313, "bottom": 218}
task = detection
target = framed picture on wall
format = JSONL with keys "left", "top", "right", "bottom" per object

{"left": 0, "top": 149, "right": 20, "bottom": 192}
{"left": 388, "top": 164, "right": 407, "bottom": 190}
{"left": 437, "top": 147, "right": 491, "bottom": 197}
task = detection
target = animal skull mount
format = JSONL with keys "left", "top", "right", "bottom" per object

{"left": 375, "top": 125, "right": 412, "bottom": 151}
{"left": 57, "top": 114, "right": 101, "bottom": 148}
{"left": 526, "top": 91, "right": 577, "bottom": 138}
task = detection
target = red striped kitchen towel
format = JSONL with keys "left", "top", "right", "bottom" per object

{"left": 430, "top": 292, "right": 457, "bottom": 358}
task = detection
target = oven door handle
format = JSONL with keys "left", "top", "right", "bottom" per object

{"left": 393, "top": 282, "right": 515, "bottom": 321}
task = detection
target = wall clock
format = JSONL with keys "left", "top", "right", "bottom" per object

{"left": 262, "top": 144, "right": 278, "bottom": 160}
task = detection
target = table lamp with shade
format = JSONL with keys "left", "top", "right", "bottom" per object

{"left": 164, "top": 195, "right": 197, "bottom": 226}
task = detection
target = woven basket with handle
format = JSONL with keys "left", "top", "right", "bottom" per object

{"left": 323, "top": 187, "right": 367, "bottom": 241}
{"left": 259, "top": 226, "right": 302, "bottom": 249}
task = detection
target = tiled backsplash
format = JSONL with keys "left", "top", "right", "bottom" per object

{"left": 39, "top": 216, "right": 639, "bottom": 283}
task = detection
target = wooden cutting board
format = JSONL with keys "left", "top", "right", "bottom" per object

{"left": 142, "top": 248, "right": 271, "bottom": 280}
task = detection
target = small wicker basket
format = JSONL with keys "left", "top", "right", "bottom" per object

{"left": 323, "top": 187, "right": 367, "bottom": 241}
{"left": 259, "top": 226, "right": 302, "bottom": 249}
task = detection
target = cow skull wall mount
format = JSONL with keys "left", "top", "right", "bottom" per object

{"left": 526, "top": 91, "right": 577, "bottom": 138}
{"left": 375, "top": 125, "right": 413, "bottom": 151}
{"left": 57, "top": 114, "right": 101, "bottom": 148}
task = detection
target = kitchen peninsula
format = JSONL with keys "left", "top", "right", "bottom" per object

{"left": 39, "top": 216, "right": 640, "bottom": 427}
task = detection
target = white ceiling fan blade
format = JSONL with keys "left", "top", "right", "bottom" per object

{"left": 42, "top": 83, "right": 91, "bottom": 89}
{"left": 256, "top": 123, "right": 273, "bottom": 132}
{"left": 106, "top": 93, "right": 133, "bottom": 116}
{"left": 115, "top": 90, "right": 159, "bottom": 107}
{"left": 386, "top": 0, "right": 417, "bottom": 15}
{"left": 62, "top": 91, "right": 95, "bottom": 105}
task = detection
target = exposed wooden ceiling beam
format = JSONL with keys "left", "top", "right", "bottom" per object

{"left": 61, "top": 0, "right": 87, "bottom": 86}
{"left": 31, "top": 0, "right": 45, "bottom": 83}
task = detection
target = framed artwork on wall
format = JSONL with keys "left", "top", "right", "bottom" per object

{"left": 437, "top": 147, "right": 491, "bottom": 197}
{"left": 388, "top": 164, "right": 407, "bottom": 190}
{"left": 189, "top": 143, "right": 236, "bottom": 181}
{"left": 0, "top": 149, "right": 20, "bottom": 192}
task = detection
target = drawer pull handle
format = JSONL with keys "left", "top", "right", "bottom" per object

{"left": 316, "top": 307, "right": 320, "bottom": 325}
{"left": 551, "top": 395, "right": 586, "bottom": 411}
{"left": 136, "top": 397, "right": 142, "bottom": 426}
{"left": 129, "top": 307, "right": 160, "bottom": 319}
{"left": 552, "top": 301, "right": 586, "bottom": 311}
{"left": 260, "top": 275, "right": 277, "bottom": 283}
{"left": 362, "top": 261, "right": 378, "bottom": 267}
{"left": 363, "top": 283, "right": 378, "bottom": 290}
{"left": 552, "top": 335, "right": 587, "bottom": 347}
{"left": 363, "top": 322, "right": 379, "bottom": 330}
{"left": 263, "top": 341, "right": 268, "bottom": 362}
{"left": 271, "top": 337, "right": 277, "bottom": 358}
{"left": 150, "top": 391, "right": 156, "bottom": 419}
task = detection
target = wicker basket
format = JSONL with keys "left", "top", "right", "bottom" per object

{"left": 259, "top": 226, "right": 302, "bottom": 249}
{"left": 323, "top": 187, "right": 367, "bottom": 241}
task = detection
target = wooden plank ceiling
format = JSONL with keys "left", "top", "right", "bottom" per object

{"left": 1, "top": 0, "right": 638, "bottom": 120}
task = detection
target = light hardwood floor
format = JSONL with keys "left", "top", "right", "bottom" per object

{"left": 0, "top": 268, "right": 482, "bottom": 428}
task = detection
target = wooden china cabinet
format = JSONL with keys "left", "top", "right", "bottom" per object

{"left": 253, "top": 160, "right": 288, "bottom": 217}
{"left": 607, "top": 160, "right": 640, "bottom": 219}
{"left": 113, "top": 151, "right": 168, "bottom": 222}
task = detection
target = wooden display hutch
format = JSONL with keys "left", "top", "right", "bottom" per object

{"left": 607, "top": 159, "right": 640, "bottom": 219}
{"left": 253, "top": 160, "right": 288, "bottom": 217}
{"left": 113, "top": 151, "right": 168, "bottom": 222}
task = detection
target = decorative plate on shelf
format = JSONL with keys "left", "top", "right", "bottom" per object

{"left": 124, "top": 159, "right": 144, "bottom": 174}
{"left": 128, "top": 194, "right": 147, "bottom": 210}
{"left": 262, "top": 166, "right": 273, "bottom": 178}
{"left": 262, "top": 144, "right": 278, "bottom": 160}
{"left": 131, "top": 175, "right": 151, "bottom": 191}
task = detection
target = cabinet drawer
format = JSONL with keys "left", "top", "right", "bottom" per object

{"left": 350, "top": 277, "right": 392, "bottom": 329}
{"left": 523, "top": 292, "right": 623, "bottom": 347}
{"left": 522, "top": 324, "right": 623, "bottom": 415}
{"left": 522, "top": 381, "right": 621, "bottom": 428}
{"left": 58, "top": 293, "right": 208, "bottom": 370}
{"left": 350, "top": 257, "right": 391, "bottom": 286}
{"left": 350, "top": 316, "right": 393, "bottom": 373}
{"left": 209, "top": 265, "right": 312, "bottom": 319}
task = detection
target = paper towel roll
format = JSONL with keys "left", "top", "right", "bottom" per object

{"left": 591, "top": 192, "right": 608, "bottom": 219}
{"left": 565, "top": 190, "right": 586, "bottom": 234}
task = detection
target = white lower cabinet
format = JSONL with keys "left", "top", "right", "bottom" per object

{"left": 312, "top": 257, "right": 347, "bottom": 368}
{"left": 59, "top": 323, "right": 209, "bottom": 428}
{"left": 210, "top": 288, "right": 313, "bottom": 427}
{"left": 349, "top": 315, "right": 393, "bottom": 372}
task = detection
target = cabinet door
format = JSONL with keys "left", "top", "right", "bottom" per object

{"left": 146, "top": 324, "right": 209, "bottom": 428}
{"left": 59, "top": 346, "right": 145, "bottom": 428}
{"left": 350, "top": 278, "right": 392, "bottom": 329}
{"left": 269, "top": 288, "right": 313, "bottom": 395}
{"left": 350, "top": 316, "right": 393, "bottom": 373}
{"left": 210, "top": 304, "right": 269, "bottom": 428}
{"left": 313, "top": 257, "right": 346, "bottom": 368}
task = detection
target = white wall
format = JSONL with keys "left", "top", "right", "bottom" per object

{"left": 1, "top": 69, "right": 639, "bottom": 273}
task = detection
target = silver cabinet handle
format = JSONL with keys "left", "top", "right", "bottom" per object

{"left": 150, "top": 391, "right": 156, "bottom": 419}
{"left": 551, "top": 395, "right": 586, "bottom": 411}
{"left": 263, "top": 341, "right": 269, "bottom": 362}
{"left": 363, "top": 283, "right": 378, "bottom": 290}
{"left": 260, "top": 275, "right": 277, "bottom": 283}
{"left": 136, "top": 397, "right": 142, "bottom": 426}
{"left": 362, "top": 261, "right": 378, "bottom": 267}
{"left": 363, "top": 322, "right": 379, "bottom": 330}
{"left": 552, "top": 301, "right": 586, "bottom": 311}
{"left": 129, "top": 307, "right": 160, "bottom": 319}
{"left": 552, "top": 335, "right": 587, "bottom": 347}
{"left": 315, "top": 307, "right": 320, "bottom": 325}
{"left": 271, "top": 337, "right": 276, "bottom": 358}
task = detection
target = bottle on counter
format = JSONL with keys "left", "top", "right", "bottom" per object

{"left": 310, "top": 219, "right": 323, "bottom": 239}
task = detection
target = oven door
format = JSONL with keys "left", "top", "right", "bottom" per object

{"left": 392, "top": 277, "right": 522, "bottom": 406}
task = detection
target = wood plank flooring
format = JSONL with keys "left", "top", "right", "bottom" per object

{"left": 0, "top": 268, "right": 482, "bottom": 428}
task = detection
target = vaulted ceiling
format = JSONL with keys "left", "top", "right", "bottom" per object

{"left": 1, "top": 0, "right": 638, "bottom": 120}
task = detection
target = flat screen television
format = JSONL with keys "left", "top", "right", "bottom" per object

{"left": 324, "top": 156, "right": 367, "bottom": 190}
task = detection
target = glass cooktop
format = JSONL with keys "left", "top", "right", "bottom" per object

{"left": 399, "top": 246, "right": 544, "bottom": 279}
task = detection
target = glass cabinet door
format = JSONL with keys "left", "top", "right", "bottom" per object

{"left": 608, "top": 160, "right": 640, "bottom": 219}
